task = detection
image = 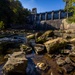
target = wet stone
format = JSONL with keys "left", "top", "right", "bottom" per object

{"left": 62, "top": 64, "right": 75, "bottom": 73}
{"left": 34, "top": 44, "right": 46, "bottom": 54}
{"left": 36, "top": 62, "right": 49, "bottom": 71}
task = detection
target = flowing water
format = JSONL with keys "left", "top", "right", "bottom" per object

{"left": 0, "top": 34, "right": 26, "bottom": 75}
{"left": 0, "top": 64, "right": 4, "bottom": 75}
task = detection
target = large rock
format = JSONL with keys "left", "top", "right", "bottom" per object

{"left": 70, "top": 38, "right": 75, "bottom": 44}
{"left": 62, "top": 64, "right": 74, "bottom": 73}
{"left": 20, "top": 44, "right": 32, "bottom": 54}
{"left": 34, "top": 44, "right": 45, "bottom": 54}
{"left": 69, "top": 55, "right": 75, "bottom": 63}
{"left": 56, "top": 57, "right": 66, "bottom": 66}
{"left": 69, "top": 51, "right": 75, "bottom": 57}
{"left": 27, "top": 34, "right": 35, "bottom": 40}
{"left": 56, "top": 56, "right": 72, "bottom": 66}
{"left": 63, "top": 49, "right": 71, "bottom": 54}
{"left": 36, "top": 30, "right": 54, "bottom": 43}
{"left": 42, "top": 30, "right": 54, "bottom": 37}
{"left": 44, "top": 38, "right": 67, "bottom": 54}
{"left": 65, "top": 57, "right": 72, "bottom": 64}
{"left": 35, "top": 32, "right": 44, "bottom": 38}
{"left": 3, "top": 51, "right": 28, "bottom": 75}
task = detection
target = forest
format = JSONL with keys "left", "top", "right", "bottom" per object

{"left": 0, "top": 0, "right": 31, "bottom": 29}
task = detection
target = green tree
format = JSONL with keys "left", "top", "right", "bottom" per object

{"left": 0, "top": 0, "right": 11, "bottom": 27}
{"left": 63, "top": 0, "right": 75, "bottom": 23}
{"left": 0, "top": 0, "right": 31, "bottom": 29}
{"left": 9, "top": 0, "right": 31, "bottom": 24}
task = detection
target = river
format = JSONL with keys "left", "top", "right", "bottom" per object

{"left": 0, "top": 52, "right": 43, "bottom": 75}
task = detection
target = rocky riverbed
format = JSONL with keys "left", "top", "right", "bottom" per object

{"left": 1, "top": 30, "right": 75, "bottom": 75}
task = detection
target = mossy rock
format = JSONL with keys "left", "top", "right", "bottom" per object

{"left": 36, "top": 30, "right": 54, "bottom": 44}
{"left": 42, "top": 30, "right": 54, "bottom": 37}
{"left": 3, "top": 51, "right": 28, "bottom": 75}
{"left": 44, "top": 38, "right": 67, "bottom": 54}
{"left": 27, "top": 34, "right": 35, "bottom": 40}
{"left": 36, "top": 36, "right": 46, "bottom": 44}
{"left": 70, "top": 38, "right": 75, "bottom": 45}
{"left": 35, "top": 32, "right": 44, "bottom": 38}
{"left": 20, "top": 44, "right": 32, "bottom": 54}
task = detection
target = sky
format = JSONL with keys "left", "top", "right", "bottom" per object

{"left": 19, "top": 0, "right": 66, "bottom": 13}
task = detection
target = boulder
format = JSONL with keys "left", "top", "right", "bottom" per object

{"left": 36, "top": 62, "right": 48, "bottom": 71}
{"left": 69, "top": 56, "right": 75, "bottom": 63}
{"left": 36, "top": 30, "right": 54, "bottom": 43}
{"left": 70, "top": 38, "right": 75, "bottom": 44}
{"left": 62, "top": 64, "right": 74, "bottom": 73}
{"left": 3, "top": 51, "right": 28, "bottom": 75}
{"left": 64, "top": 35, "right": 72, "bottom": 39}
{"left": 63, "top": 49, "right": 71, "bottom": 54}
{"left": 35, "top": 32, "right": 43, "bottom": 38}
{"left": 69, "top": 51, "right": 75, "bottom": 57}
{"left": 56, "top": 57, "right": 66, "bottom": 66}
{"left": 20, "top": 44, "right": 32, "bottom": 54}
{"left": 4, "top": 54, "right": 11, "bottom": 59}
{"left": 65, "top": 57, "right": 72, "bottom": 64}
{"left": 44, "top": 38, "right": 67, "bottom": 54}
{"left": 27, "top": 34, "right": 35, "bottom": 40}
{"left": 42, "top": 30, "right": 54, "bottom": 37}
{"left": 34, "top": 44, "right": 45, "bottom": 54}
{"left": 35, "top": 36, "right": 46, "bottom": 44}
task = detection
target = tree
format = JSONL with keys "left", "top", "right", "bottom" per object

{"left": 0, "top": 0, "right": 13, "bottom": 27}
{"left": 9, "top": 0, "right": 31, "bottom": 24}
{"left": 0, "top": 0, "right": 31, "bottom": 29}
{"left": 63, "top": 0, "right": 75, "bottom": 23}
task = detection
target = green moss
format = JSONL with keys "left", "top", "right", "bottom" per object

{"left": 36, "top": 37, "right": 46, "bottom": 44}
{"left": 42, "top": 30, "right": 54, "bottom": 37}
{"left": 22, "top": 45, "right": 28, "bottom": 50}
{"left": 36, "top": 30, "right": 54, "bottom": 44}
{"left": 35, "top": 32, "right": 44, "bottom": 38}
{"left": 46, "top": 39, "right": 67, "bottom": 54}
